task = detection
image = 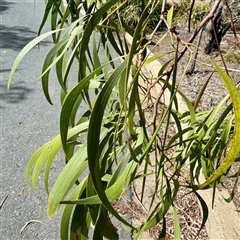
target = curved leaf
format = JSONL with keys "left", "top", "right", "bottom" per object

{"left": 48, "top": 145, "right": 88, "bottom": 218}
{"left": 8, "top": 29, "right": 62, "bottom": 89}
{"left": 199, "top": 60, "right": 240, "bottom": 189}
{"left": 41, "top": 38, "right": 69, "bottom": 104}
{"left": 60, "top": 178, "right": 88, "bottom": 240}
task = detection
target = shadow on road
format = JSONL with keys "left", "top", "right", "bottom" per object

{"left": 0, "top": 0, "right": 51, "bottom": 51}
{"left": 0, "top": 81, "right": 33, "bottom": 108}
{"left": 0, "top": 24, "right": 51, "bottom": 51}
{"left": 0, "top": 0, "right": 14, "bottom": 15}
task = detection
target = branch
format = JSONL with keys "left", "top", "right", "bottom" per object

{"left": 142, "top": 0, "right": 223, "bottom": 115}
{"left": 223, "top": 0, "right": 240, "bottom": 50}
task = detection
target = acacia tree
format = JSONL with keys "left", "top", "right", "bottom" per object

{"left": 8, "top": 0, "right": 240, "bottom": 239}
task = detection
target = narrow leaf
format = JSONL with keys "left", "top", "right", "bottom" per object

{"left": 199, "top": 60, "right": 240, "bottom": 188}
{"left": 8, "top": 29, "right": 62, "bottom": 89}
{"left": 172, "top": 206, "right": 180, "bottom": 239}
{"left": 48, "top": 145, "right": 88, "bottom": 218}
{"left": 167, "top": 5, "right": 174, "bottom": 28}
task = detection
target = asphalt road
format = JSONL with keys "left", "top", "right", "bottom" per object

{"left": 0, "top": 1, "right": 65, "bottom": 239}
{"left": 0, "top": 1, "right": 132, "bottom": 239}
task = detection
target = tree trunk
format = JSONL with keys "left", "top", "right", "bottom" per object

{"left": 204, "top": 0, "right": 240, "bottom": 55}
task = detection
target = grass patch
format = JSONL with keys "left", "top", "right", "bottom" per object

{"left": 226, "top": 50, "right": 240, "bottom": 63}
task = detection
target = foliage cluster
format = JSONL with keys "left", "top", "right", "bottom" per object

{"left": 110, "top": 0, "right": 210, "bottom": 30}
{"left": 8, "top": 0, "right": 240, "bottom": 239}
{"left": 172, "top": 0, "right": 210, "bottom": 27}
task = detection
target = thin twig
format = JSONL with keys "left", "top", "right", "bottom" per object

{"left": 223, "top": 0, "right": 240, "bottom": 49}
{"left": 20, "top": 220, "right": 44, "bottom": 234}
{"left": 0, "top": 195, "right": 8, "bottom": 209}
{"left": 120, "top": 196, "right": 139, "bottom": 216}
{"left": 211, "top": 18, "right": 229, "bottom": 75}
{"left": 187, "top": 27, "right": 204, "bottom": 74}
{"left": 102, "top": 0, "right": 128, "bottom": 24}
{"left": 188, "top": 0, "right": 195, "bottom": 33}
{"left": 131, "top": 182, "right": 148, "bottom": 213}
{"left": 224, "top": 39, "right": 240, "bottom": 58}
{"left": 149, "top": 0, "right": 167, "bottom": 39}
{"left": 142, "top": 0, "right": 222, "bottom": 105}
{"left": 18, "top": 188, "right": 24, "bottom": 196}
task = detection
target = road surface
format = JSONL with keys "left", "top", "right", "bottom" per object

{"left": 0, "top": 1, "right": 131, "bottom": 239}
{"left": 1, "top": 1, "right": 65, "bottom": 239}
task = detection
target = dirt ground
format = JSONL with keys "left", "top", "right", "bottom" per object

{"left": 145, "top": 26, "right": 240, "bottom": 238}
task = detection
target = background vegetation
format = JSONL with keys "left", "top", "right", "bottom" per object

{"left": 111, "top": 0, "right": 210, "bottom": 29}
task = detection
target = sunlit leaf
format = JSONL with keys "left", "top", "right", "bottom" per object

{"left": 48, "top": 145, "right": 88, "bottom": 218}
{"left": 167, "top": 5, "right": 174, "bottom": 28}
{"left": 199, "top": 60, "right": 240, "bottom": 189}
{"left": 8, "top": 29, "right": 62, "bottom": 89}
{"left": 172, "top": 206, "right": 180, "bottom": 239}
